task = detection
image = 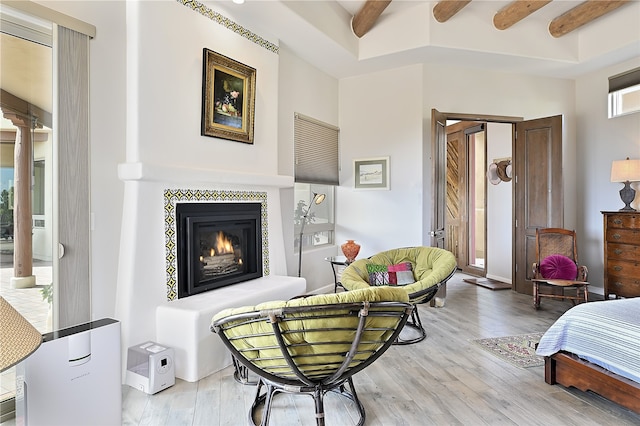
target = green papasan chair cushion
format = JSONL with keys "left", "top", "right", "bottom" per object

{"left": 341, "top": 246, "right": 457, "bottom": 303}
{"left": 340, "top": 246, "right": 457, "bottom": 345}
{"left": 211, "top": 286, "right": 412, "bottom": 425}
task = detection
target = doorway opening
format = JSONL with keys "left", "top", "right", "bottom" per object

{"left": 432, "top": 110, "right": 522, "bottom": 293}
{"left": 445, "top": 121, "right": 487, "bottom": 277}
{"left": 432, "top": 110, "right": 564, "bottom": 295}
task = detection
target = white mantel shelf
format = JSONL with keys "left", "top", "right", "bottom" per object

{"left": 117, "top": 162, "right": 294, "bottom": 188}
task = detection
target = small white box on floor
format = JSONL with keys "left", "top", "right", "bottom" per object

{"left": 125, "top": 341, "right": 175, "bottom": 394}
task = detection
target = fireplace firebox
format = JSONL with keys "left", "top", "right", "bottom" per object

{"left": 176, "top": 202, "right": 262, "bottom": 298}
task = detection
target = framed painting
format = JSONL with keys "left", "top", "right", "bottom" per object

{"left": 201, "top": 48, "right": 256, "bottom": 144}
{"left": 354, "top": 157, "right": 389, "bottom": 190}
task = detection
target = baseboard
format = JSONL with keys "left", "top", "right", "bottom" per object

{"left": 485, "top": 273, "right": 512, "bottom": 284}
{"left": 305, "top": 283, "right": 335, "bottom": 295}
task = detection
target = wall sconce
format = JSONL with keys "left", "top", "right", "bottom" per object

{"left": 1, "top": 296, "right": 42, "bottom": 372}
{"left": 487, "top": 158, "right": 512, "bottom": 185}
{"left": 297, "top": 192, "right": 326, "bottom": 277}
{"left": 610, "top": 157, "right": 640, "bottom": 211}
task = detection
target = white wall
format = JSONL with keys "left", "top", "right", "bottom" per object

{"left": 32, "top": 133, "right": 53, "bottom": 262}
{"left": 115, "top": 0, "right": 287, "bottom": 359}
{"left": 576, "top": 57, "right": 640, "bottom": 294}
{"left": 35, "top": 1, "right": 294, "bottom": 370}
{"left": 422, "top": 66, "right": 577, "bottom": 266}
{"left": 337, "top": 64, "right": 576, "bottom": 270}
{"left": 35, "top": 0, "right": 127, "bottom": 320}
{"left": 277, "top": 44, "right": 340, "bottom": 293}
{"left": 486, "top": 122, "right": 512, "bottom": 283}
{"left": 338, "top": 60, "right": 640, "bottom": 294}
{"left": 32, "top": 0, "right": 640, "bottom": 351}
{"left": 338, "top": 65, "right": 425, "bottom": 257}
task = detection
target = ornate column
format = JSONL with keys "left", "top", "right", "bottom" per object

{"left": 3, "top": 112, "right": 37, "bottom": 288}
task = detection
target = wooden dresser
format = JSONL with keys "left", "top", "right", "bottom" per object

{"left": 602, "top": 211, "right": 640, "bottom": 299}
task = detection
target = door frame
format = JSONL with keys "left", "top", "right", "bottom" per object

{"left": 432, "top": 111, "right": 564, "bottom": 295}
{"left": 431, "top": 110, "right": 523, "bottom": 288}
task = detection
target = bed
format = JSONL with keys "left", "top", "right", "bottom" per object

{"left": 536, "top": 297, "right": 640, "bottom": 413}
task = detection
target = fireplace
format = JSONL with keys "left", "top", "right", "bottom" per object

{"left": 176, "top": 202, "right": 262, "bottom": 298}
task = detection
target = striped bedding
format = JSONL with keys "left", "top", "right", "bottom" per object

{"left": 536, "top": 298, "right": 640, "bottom": 384}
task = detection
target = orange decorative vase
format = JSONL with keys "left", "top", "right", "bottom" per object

{"left": 341, "top": 240, "right": 361, "bottom": 262}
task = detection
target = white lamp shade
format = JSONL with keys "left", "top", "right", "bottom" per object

{"left": 611, "top": 158, "right": 640, "bottom": 183}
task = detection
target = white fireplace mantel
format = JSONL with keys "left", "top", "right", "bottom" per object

{"left": 117, "top": 162, "right": 294, "bottom": 188}
{"left": 115, "top": 161, "right": 295, "bottom": 383}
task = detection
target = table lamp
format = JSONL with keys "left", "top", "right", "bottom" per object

{"left": 1, "top": 296, "right": 42, "bottom": 372}
{"left": 610, "top": 157, "right": 640, "bottom": 211}
{"left": 297, "top": 192, "right": 325, "bottom": 277}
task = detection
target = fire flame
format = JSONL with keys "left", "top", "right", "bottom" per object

{"left": 215, "top": 232, "right": 234, "bottom": 255}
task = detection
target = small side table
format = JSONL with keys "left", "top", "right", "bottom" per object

{"left": 324, "top": 256, "right": 351, "bottom": 292}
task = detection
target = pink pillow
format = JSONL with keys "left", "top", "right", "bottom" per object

{"left": 539, "top": 254, "right": 577, "bottom": 280}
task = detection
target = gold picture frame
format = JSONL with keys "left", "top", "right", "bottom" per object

{"left": 354, "top": 157, "right": 389, "bottom": 190}
{"left": 201, "top": 48, "right": 256, "bottom": 144}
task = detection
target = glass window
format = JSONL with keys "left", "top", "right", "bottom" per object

{"left": 608, "top": 68, "right": 640, "bottom": 118}
{"left": 608, "top": 83, "right": 640, "bottom": 118}
{"left": 33, "top": 160, "right": 45, "bottom": 216}
{"left": 294, "top": 183, "right": 334, "bottom": 250}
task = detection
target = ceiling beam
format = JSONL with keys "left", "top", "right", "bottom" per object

{"left": 548, "top": 0, "right": 630, "bottom": 38}
{"left": 352, "top": 0, "right": 392, "bottom": 38}
{"left": 0, "top": 89, "right": 52, "bottom": 129}
{"left": 433, "top": 0, "right": 472, "bottom": 23}
{"left": 493, "top": 0, "right": 552, "bottom": 30}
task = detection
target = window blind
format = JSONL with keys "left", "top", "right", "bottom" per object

{"left": 57, "top": 25, "right": 92, "bottom": 328}
{"left": 294, "top": 113, "right": 339, "bottom": 185}
{"left": 609, "top": 67, "right": 640, "bottom": 93}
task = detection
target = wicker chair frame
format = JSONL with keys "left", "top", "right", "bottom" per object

{"left": 398, "top": 266, "right": 456, "bottom": 344}
{"left": 212, "top": 299, "right": 413, "bottom": 426}
{"left": 339, "top": 247, "right": 458, "bottom": 345}
{"left": 531, "top": 228, "right": 589, "bottom": 309}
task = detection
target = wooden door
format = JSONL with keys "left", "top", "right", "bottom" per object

{"left": 430, "top": 109, "right": 448, "bottom": 304}
{"left": 445, "top": 121, "right": 483, "bottom": 272}
{"left": 513, "top": 115, "right": 563, "bottom": 295}
{"left": 431, "top": 109, "right": 447, "bottom": 249}
{"left": 446, "top": 127, "right": 464, "bottom": 265}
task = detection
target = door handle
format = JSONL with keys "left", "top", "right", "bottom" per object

{"left": 430, "top": 229, "right": 444, "bottom": 237}
{"left": 58, "top": 243, "right": 65, "bottom": 259}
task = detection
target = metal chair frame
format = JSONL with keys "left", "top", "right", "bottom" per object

{"left": 212, "top": 300, "right": 413, "bottom": 426}
{"left": 395, "top": 266, "right": 457, "bottom": 345}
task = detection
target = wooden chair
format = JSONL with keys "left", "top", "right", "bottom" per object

{"left": 211, "top": 287, "right": 413, "bottom": 426}
{"left": 531, "top": 228, "right": 589, "bottom": 309}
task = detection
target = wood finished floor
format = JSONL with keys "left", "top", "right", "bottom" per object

{"left": 122, "top": 273, "right": 640, "bottom": 425}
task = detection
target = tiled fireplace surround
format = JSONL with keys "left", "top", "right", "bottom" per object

{"left": 116, "top": 163, "right": 306, "bottom": 382}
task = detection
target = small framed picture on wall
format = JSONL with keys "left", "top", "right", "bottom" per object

{"left": 354, "top": 157, "right": 389, "bottom": 190}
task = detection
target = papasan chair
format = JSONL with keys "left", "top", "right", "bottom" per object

{"left": 340, "top": 246, "right": 457, "bottom": 344}
{"left": 211, "top": 286, "right": 413, "bottom": 426}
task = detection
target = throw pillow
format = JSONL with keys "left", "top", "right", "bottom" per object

{"left": 366, "top": 262, "right": 415, "bottom": 286}
{"left": 539, "top": 254, "right": 578, "bottom": 280}
{"left": 367, "top": 264, "right": 390, "bottom": 286}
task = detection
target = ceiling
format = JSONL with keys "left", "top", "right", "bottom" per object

{"left": 213, "top": 0, "right": 640, "bottom": 80}
{"left": 1, "top": 5, "right": 53, "bottom": 121}
{"left": 1, "top": 0, "right": 638, "bottom": 118}
{"left": 0, "top": 32, "right": 52, "bottom": 115}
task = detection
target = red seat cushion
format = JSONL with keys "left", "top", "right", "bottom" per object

{"left": 539, "top": 254, "right": 578, "bottom": 280}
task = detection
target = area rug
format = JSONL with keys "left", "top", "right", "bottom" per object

{"left": 471, "top": 332, "right": 545, "bottom": 368}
